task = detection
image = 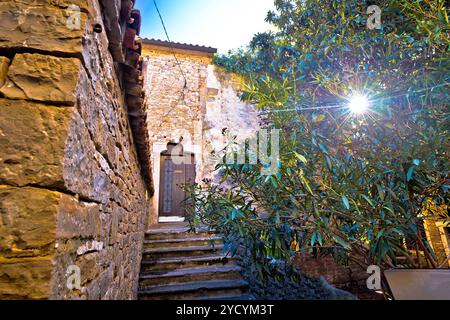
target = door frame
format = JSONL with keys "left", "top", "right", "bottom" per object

{"left": 151, "top": 142, "right": 200, "bottom": 224}
{"left": 158, "top": 148, "right": 195, "bottom": 222}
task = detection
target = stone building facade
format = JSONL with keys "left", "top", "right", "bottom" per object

{"left": 142, "top": 39, "right": 261, "bottom": 225}
{"left": 423, "top": 202, "right": 450, "bottom": 268}
{"left": 0, "top": 0, "right": 151, "bottom": 299}
{"left": 0, "top": 0, "right": 447, "bottom": 301}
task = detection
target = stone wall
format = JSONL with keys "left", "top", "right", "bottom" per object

{"left": 236, "top": 246, "right": 356, "bottom": 300}
{"left": 293, "top": 254, "right": 383, "bottom": 300}
{"left": 142, "top": 43, "right": 261, "bottom": 224}
{"left": 0, "top": 1, "right": 150, "bottom": 300}
{"left": 425, "top": 219, "right": 450, "bottom": 268}
{"left": 202, "top": 66, "right": 262, "bottom": 183}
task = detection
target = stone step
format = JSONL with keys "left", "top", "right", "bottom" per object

{"left": 143, "top": 245, "right": 225, "bottom": 260}
{"left": 139, "top": 224, "right": 246, "bottom": 301}
{"left": 144, "top": 236, "right": 223, "bottom": 249}
{"left": 138, "top": 279, "right": 249, "bottom": 300}
{"left": 146, "top": 230, "right": 217, "bottom": 241}
{"left": 141, "top": 254, "right": 236, "bottom": 273}
{"left": 139, "top": 265, "right": 242, "bottom": 288}
{"left": 145, "top": 224, "right": 216, "bottom": 241}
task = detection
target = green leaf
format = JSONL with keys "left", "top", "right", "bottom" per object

{"left": 350, "top": 199, "right": 362, "bottom": 214}
{"left": 376, "top": 230, "right": 384, "bottom": 240}
{"left": 294, "top": 152, "right": 308, "bottom": 164}
{"left": 318, "top": 144, "right": 328, "bottom": 154}
{"left": 311, "top": 232, "right": 317, "bottom": 247}
{"left": 270, "top": 176, "right": 278, "bottom": 188}
{"left": 383, "top": 206, "right": 395, "bottom": 215}
{"left": 342, "top": 196, "right": 350, "bottom": 210}
{"left": 277, "top": 159, "right": 282, "bottom": 168}
{"left": 301, "top": 176, "right": 314, "bottom": 195}
{"left": 317, "top": 232, "right": 323, "bottom": 246}
{"left": 232, "top": 208, "right": 238, "bottom": 220}
{"left": 407, "top": 166, "right": 415, "bottom": 182}
{"left": 325, "top": 156, "right": 333, "bottom": 171}
{"left": 220, "top": 169, "right": 229, "bottom": 183}
{"left": 362, "top": 195, "right": 375, "bottom": 207}
{"left": 376, "top": 185, "right": 385, "bottom": 201}
{"left": 314, "top": 114, "right": 326, "bottom": 122}
{"left": 333, "top": 235, "right": 352, "bottom": 250}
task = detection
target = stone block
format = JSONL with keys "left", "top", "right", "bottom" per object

{"left": 0, "top": 184, "right": 103, "bottom": 256}
{"left": 57, "top": 194, "right": 101, "bottom": 240}
{"left": 0, "top": 56, "right": 9, "bottom": 87}
{"left": 0, "top": 0, "right": 99, "bottom": 15}
{"left": 0, "top": 187, "right": 59, "bottom": 257}
{"left": 0, "top": 99, "right": 73, "bottom": 187}
{"left": 76, "top": 253, "right": 103, "bottom": 286}
{"left": 0, "top": 1, "right": 87, "bottom": 55}
{"left": 63, "top": 109, "right": 111, "bottom": 204}
{"left": 0, "top": 53, "right": 81, "bottom": 105}
{"left": 0, "top": 257, "right": 53, "bottom": 300}
{"left": 109, "top": 209, "right": 119, "bottom": 245}
{"left": 85, "top": 266, "right": 113, "bottom": 299}
{"left": 74, "top": 65, "right": 128, "bottom": 182}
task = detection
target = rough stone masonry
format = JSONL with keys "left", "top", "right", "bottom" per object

{"left": 0, "top": 0, "right": 151, "bottom": 299}
{"left": 141, "top": 40, "right": 262, "bottom": 225}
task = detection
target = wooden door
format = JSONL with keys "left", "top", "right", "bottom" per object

{"left": 159, "top": 154, "right": 196, "bottom": 217}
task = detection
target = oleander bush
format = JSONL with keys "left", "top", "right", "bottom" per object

{"left": 185, "top": 0, "right": 449, "bottom": 293}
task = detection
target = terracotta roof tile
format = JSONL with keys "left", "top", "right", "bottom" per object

{"left": 142, "top": 38, "right": 217, "bottom": 54}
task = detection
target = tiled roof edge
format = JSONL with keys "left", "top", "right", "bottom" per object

{"left": 142, "top": 38, "right": 218, "bottom": 54}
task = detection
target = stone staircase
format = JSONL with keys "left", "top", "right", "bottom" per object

{"left": 138, "top": 223, "right": 252, "bottom": 300}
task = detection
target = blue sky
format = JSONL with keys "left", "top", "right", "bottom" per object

{"left": 135, "top": 0, "right": 274, "bottom": 53}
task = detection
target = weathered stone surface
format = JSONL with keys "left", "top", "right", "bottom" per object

{"left": 0, "top": 257, "right": 53, "bottom": 300}
{"left": 0, "top": 0, "right": 150, "bottom": 301}
{"left": 72, "top": 65, "right": 149, "bottom": 211}
{"left": 0, "top": 99, "right": 73, "bottom": 187}
{"left": 237, "top": 246, "right": 356, "bottom": 300}
{"left": 425, "top": 217, "right": 450, "bottom": 266}
{"left": 74, "top": 70, "right": 119, "bottom": 172}
{"left": 202, "top": 66, "right": 261, "bottom": 181}
{"left": 0, "top": 53, "right": 81, "bottom": 104}
{"left": 0, "top": 187, "right": 102, "bottom": 244}
{"left": 142, "top": 45, "right": 260, "bottom": 224}
{"left": 0, "top": 187, "right": 59, "bottom": 258}
{"left": 0, "top": 0, "right": 99, "bottom": 14}
{"left": 0, "top": 56, "right": 9, "bottom": 87}
{"left": 0, "top": 184, "right": 119, "bottom": 300}
{"left": 84, "top": 266, "right": 114, "bottom": 300}
{"left": 99, "top": 0, "right": 125, "bottom": 63}
{"left": 0, "top": 1, "right": 87, "bottom": 55}
{"left": 63, "top": 109, "right": 111, "bottom": 204}
{"left": 56, "top": 195, "right": 101, "bottom": 240}
{"left": 60, "top": 104, "right": 148, "bottom": 300}
{"left": 76, "top": 253, "right": 103, "bottom": 286}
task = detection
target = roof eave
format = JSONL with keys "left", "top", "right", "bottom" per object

{"left": 142, "top": 38, "right": 218, "bottom": 55}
